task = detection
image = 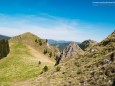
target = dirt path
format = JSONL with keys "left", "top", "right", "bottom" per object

{"left": 27, "top": 46, "right": 54, "bottom": 64}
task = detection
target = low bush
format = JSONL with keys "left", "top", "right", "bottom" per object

{"left": 56, "top": 66, "right": 61, "bottom": 71}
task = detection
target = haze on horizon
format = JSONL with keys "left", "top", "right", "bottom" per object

{"left": 0, "top": 0, "right": 115, "bottom": 42}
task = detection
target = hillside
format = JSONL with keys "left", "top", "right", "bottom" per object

{"left": 0, "top": 32, "right": 60, "bottom": 86}
{"left": 10, "top": 32, "right": 60, "bottom": 61}
{"left": 48, "top": 39, "right": 76, "bottom": 44}
{"left": 79, "top": 39, "right": 97, "bottom": 51}
{"left": 16, "top": 31, "right": 115, "bottom": 86}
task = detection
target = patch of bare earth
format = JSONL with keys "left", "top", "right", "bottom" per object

{"left": 27, "top": 45, "right": 54, "bottom": 64}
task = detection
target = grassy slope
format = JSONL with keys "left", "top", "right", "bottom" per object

{"left": 15, "top": 46, "right": 115, "bottom": 86}
{"left": 0, "top": 42, "right": 54, "bottom": 86}
{"left": 10, "top": 32, "right": 60, "bottom": 61}
{"left": 16, "top": 32, "right": 115, "bottom": 86}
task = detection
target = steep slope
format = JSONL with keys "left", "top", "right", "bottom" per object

{"left": 99, "top": 31, "right": 115, "bottom": 46}
{"left": 0, "top": 42, "right": 54, "bottom": 86}
{"left": 17, "top": 31, "right": 115, "bottom": 86}
{"left": 10, "top": 32, "right": 60, "bottom": 61}
{"left": 27, "top": 45, "right": 53, "bottom": 63}
{"left": 0, "top": 32, "right": 59, "bottom": 86}
{"left": 79, "top": 39, "right": 97, "bottom": 51}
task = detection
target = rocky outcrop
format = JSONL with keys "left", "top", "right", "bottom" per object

{"left": 56, "top": 42, "right": 84, "bottom": 65}
{"left": 0, "top": 39, "right": 10, "bottom": 59}
{"left": 62, "top": 42, "right": 84, "bottom": 59}
{"left": 79, "top": 39, "right": 97, "bottom": 51}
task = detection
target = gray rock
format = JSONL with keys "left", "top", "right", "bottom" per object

{"left": 55, "top": 42, "right": 84, "bottom": 65}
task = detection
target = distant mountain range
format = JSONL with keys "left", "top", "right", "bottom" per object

{"left": 48, "top": 39, "right": 80, "bottom": 51}
{"left": 48, "top": 39, "right": 80, "bottom": 44}
{"left": 0, "top": 34, "right": 10, "bottom": 40}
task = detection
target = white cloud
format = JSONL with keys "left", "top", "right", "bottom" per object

{"left": 0, "top": 14, "right": 114, "bottom": 42}
{"left": 0, "top": 24, "right": 80, "bottom": 41}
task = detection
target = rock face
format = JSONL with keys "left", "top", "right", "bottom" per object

{"left": 0, "top": 39, "right": 10, "bottom": 59}
{"left": 62, "top": 42, "right": 84, "bottom": 59}
{"left": 56, "top": 42, "right": 84, "bottom": 65}
{"left": 79, "top": 39, "right": 97, "bottom": 51}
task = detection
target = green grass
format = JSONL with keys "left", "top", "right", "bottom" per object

{"left": 9, "top": 32, "right": 59, "bottom": 62}
{"left": 0, "top": 42, "right": 53, "bottom": 86}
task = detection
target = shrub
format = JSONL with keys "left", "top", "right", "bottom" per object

{"left": 49, "top": 52, "right": 52, "bottom": 57}
{"left": 40, "top": 71, "right": 43, "bottom": 74}
{"left": 112, "top": 79, "right": 115, "bottom": 86}
{"left": 39, "top": 39, "right": 42, "bottom": 46}
{"left": 43, "top": 66, "right": 48, "bottom": 72}
{"left": 43, "top": 49, "right": 47, "bottom": 54}
{"left": 38, "top": 61, "right": 41, "bottom": 65}
{"left": 77, "top": 69, "right": 82, "bottom": 74}
{"left": 110, "top": 53, "right": 114, "bottom": 62}
{"left": 74, "top": 62, "right": 80, "bottom": 67}
{"left": 56, "top": 66, "right": 61, "bottom": 71}
{"left": 40, "top": 66, "right": 48, "bottom": 74}
{"left": 35, "top": 39, "right": 38, "bottom": 43}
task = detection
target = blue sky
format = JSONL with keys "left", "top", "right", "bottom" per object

{"left": 0, "top": 0, "right": 115, "bottom": 42}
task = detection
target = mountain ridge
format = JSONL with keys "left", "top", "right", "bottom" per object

{"left": 0, "top": 32, "right": 60, "bottom": 86}
{"left": 79, "top": 39, "right": 97, "bottom": 51}
{"left": 16, "top": 31, "right": 115, "bottom": 86}
{"left": 48, "top": 39, "right": 79, "bottom": 44}
{"left": 9, "top": 32, "right": 60, "bottom": 61}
